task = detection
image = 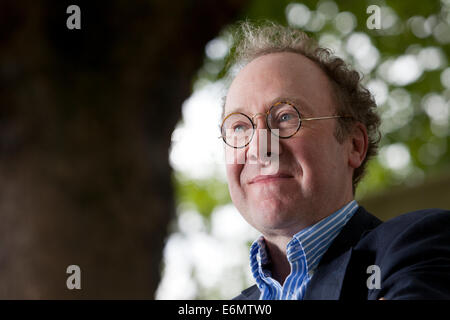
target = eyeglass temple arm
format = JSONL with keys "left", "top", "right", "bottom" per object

{"left": 217, "top": 115, "right": 352, "bottom": 138}
{"left": 301, "top": 115, "right": 352, "bottom": 121}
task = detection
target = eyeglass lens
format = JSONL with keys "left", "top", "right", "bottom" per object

{"left": 221, "top": 102, "right": 301, "bottom": 148}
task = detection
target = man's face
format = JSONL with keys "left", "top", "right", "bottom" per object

{"left": 224, "top": 52, "right": 355, "bottom": 237}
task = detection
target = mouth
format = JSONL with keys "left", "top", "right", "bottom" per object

{"left": 248, "top": 173, "right": 294, "bottom": 185}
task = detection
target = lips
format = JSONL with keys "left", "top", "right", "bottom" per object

{"left": 248, "top": 173, "right": 293, "bottom": 184}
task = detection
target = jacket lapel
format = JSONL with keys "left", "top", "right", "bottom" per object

{"left": 238, "top": 284, "right": 260, "bottom": 300}
{"left": 303, "top": 248, "right": 353, "bottom": 299}
{"left": 235, "top": 207, "right": 382, "bottom": 300}
{"left": 304, "top": 206, "right": 382, "bottom": 300}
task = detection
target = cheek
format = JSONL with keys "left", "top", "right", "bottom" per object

{"left": 288, "top": 137, "right": 332, "bottom": 181}
{"left": 286, "top": 138, "right": 316, "bottom": 170}
{"left": 226, "top": 163, "right": 244, "bottom": 194}
{"left": 225, "top": 146, "right": 246, "bottom": 184}
{"left": 295, "top": 138, "right": 346, "bottom": 184}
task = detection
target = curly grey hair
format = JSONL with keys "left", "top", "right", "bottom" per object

{"left": 222, "top": 20, "right": 381, "bottom": 192}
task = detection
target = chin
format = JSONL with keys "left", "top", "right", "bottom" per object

{"left": 250, "top": 203, "right": 296, "bottom": 231}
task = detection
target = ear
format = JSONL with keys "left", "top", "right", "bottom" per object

{"left": 348, "top": 122, "right": 369, "bottom": 170}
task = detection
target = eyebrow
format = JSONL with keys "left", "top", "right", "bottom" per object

{"left": 270, "top": 96, "right": 313, "bottom": 115}
{"left": 224, "top": 96, "right": 314, "bottom": 118}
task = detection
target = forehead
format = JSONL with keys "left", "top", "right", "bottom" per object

{"left": 224, "top": 52, "right": 336, "bottom": 116}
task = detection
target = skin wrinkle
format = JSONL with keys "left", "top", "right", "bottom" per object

{"left": 224, "top": 52, "right": 368, "bottom": 285}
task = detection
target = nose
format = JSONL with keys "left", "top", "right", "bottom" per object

{"left": 246, "top": 114, "right": 280, "bottom": 165}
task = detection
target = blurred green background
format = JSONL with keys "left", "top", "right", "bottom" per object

{"left": 161, "top": 0, "right": 450, "bottom": 299}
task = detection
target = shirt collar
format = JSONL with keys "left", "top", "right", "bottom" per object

{"left": 249, "top": 200, "right": 359, "bottom": 284}
{"left": 291, "top": 200, "right": 359, "bottom": 273}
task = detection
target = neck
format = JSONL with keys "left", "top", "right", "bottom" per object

{"left": 261, "top": 198, "right": 356, "bottom": 285}
{"left": 263, "top": 235, "right": 291, "bottom": 285}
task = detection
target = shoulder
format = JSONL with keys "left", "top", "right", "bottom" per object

{"left": 363, "top": 208, "right": 450, "bottom": 299}
{"left": 365, "top": 208, "right": 450, "bottom": 240}
{"left": 382, "top": 208, "right": 450, "bottom": 225}
{"left": 358, "top": 207, "right": 450, "bottom": 267}
{"left": 355, "top": 208, "right": 450, "bottom": 257}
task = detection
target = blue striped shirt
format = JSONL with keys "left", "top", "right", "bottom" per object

{"left": 249, "top": 200, "right": 359, "bottom": 300}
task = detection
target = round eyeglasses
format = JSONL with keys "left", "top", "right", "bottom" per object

{"left": 220, "top": 101, "right": 352, "bottom": 149}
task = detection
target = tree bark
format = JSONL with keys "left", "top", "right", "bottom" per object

{"left": 0, "top": 0, "right": 243, "bottom": 299}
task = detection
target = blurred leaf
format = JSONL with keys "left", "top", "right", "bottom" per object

{"left": 173, "top": 173, "right": 230, "bottom": 218}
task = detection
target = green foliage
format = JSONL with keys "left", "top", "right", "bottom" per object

{"left": 169, "top": 0, "right": 450, "bottom": 298}
{"left": 173, "top": 173, "right": 231, "bottom": 218}
{"left": 184, "top": 0, "right": 450, "bottom": 209}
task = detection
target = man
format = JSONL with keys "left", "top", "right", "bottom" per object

{"left": 219, "top": 21, "right": 450, "bottom": 300}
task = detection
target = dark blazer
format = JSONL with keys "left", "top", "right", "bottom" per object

{"left": 233, "top": 207, "right": 450, "bottom": 300}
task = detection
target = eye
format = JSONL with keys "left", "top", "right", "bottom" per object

{"left": 279, "top": 113, "right": 293, "bottom": 122}
{"left": 277, "top": 111, "right": 298, "bottom": 124}
{"left": 231, "top": 122, "right": 251, "bottom": 134}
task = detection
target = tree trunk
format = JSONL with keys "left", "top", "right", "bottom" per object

{"left": 0, "top": 0, "right": 243, "bottom": 299}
